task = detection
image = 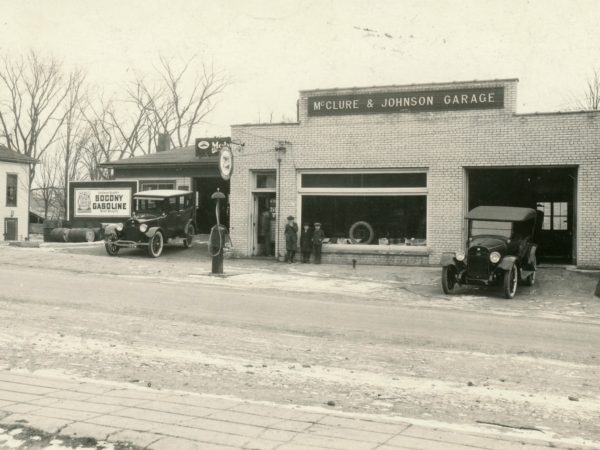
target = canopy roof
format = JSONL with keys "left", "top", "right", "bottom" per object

{"left": 134, "top": 189, "right": 193, "bottom": 198}
{"left": 100, "top": 145, "right": 218, "bottom": 168}
{"left": 466, "top": 206, "right": 537, "bottom": 222}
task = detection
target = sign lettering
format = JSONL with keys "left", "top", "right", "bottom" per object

{"left": 74, "top": 188, "right": 132, "bottom": 217}
{"left": 308, "top": 87, "right": 504, "bottom": 116}
{"left": 195, "top": 137, "right": 232, "bottom": 157}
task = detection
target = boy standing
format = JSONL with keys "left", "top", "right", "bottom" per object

{"left": 300, "top": 223, "right": 313, "bottom": 263}
{"left": 312, "top": 222, "right": 325, "bottom": 264}
{"left": 284, "top": 215, "right": 298, "bottom": 263}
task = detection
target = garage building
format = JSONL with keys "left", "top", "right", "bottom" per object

{"left": 229, "top": 78, "right": 600, "bottom": 268}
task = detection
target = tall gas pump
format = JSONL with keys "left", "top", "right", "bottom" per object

{"left": 208, "top": 189, "right": 229, "bottom": 275}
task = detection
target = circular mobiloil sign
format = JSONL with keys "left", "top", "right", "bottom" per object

{"left": 197, "top": 140, "right": 210, "bottom": 150}
{"left": 219, "top": 147, "right": 233, "bottom": 180}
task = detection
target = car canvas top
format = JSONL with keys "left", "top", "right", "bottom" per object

{"left": 466, "top": 206, "right": 537, "bottom": 222}
{"left": 134, "top": 189, "right": 194, "bottom": 198}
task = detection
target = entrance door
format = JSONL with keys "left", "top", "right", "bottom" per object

{"left": 4, "top": 218, "right": 17, "bottom": 241}
{"left": 536, "top": 200, "right": 573, "bottom": 263}
{"left": 252, "top": 193, "right": 276, "bottom": 256}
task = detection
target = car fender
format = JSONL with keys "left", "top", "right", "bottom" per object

{"left": 102, "top": 223, "right": 120, "bottom": 237}
{"left": 498, "top": 255, "right": 518, "bottom": 271}
{"left": 145, "top": 227, "right": 163, "bottom": 238}
{"left": 440, "top": 252, "right": 457, "bottom": 267}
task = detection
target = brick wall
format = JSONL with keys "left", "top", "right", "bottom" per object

{"left": 230, "top": 79, "right": 600, "bottom": 268}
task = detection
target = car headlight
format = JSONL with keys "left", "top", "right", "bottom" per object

{"left": 139, "top": 224, "right": 148, "bottom": 233}
{"left": 490, "top": 251, "right": 501, "bottom": 264}
{"left": 116, "top": 223, "right": 123, "bottom": 232}
{"left": 455, "top": 251, "right": 466, "bottom": 262}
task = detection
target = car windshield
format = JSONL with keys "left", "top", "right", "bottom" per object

{"left": 470, "top": 220, "right": 512, "bottom": 238}
{"left": 134, "top": 197, "right": 164, "bottom": 214}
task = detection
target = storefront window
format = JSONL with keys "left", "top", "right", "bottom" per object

{"left": 140, "top": 181, "right": 175, "bottom": 191}
{"left": 302, "top": 173, "right": 426, "bottom": 188}
{"left": 302, "top": 195, "right": 426, "bottom": 245}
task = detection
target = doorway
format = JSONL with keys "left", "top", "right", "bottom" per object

{"left": 4, "top": 218, "right": 17, "bottom": 241}
{"left": 193, "top": 177, "right": 230, "bottom": 233}
{"left": 467, "top": 167, "right": 576, "bottom": 263}
{"left": 252, "top": 193, "right": 276, "bottom": 256}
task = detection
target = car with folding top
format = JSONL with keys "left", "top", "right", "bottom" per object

{"left": 103, "top": 190, "right": 196, "bottom": 258}
{"left": 441, "top": 206, "right": 539, "bottom": 299}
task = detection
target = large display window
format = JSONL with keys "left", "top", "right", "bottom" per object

{"left": 299, "top": 171, "right": 427, "bottom": 246}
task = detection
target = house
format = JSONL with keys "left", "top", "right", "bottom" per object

{"left": 0, "top": 145, "right": 36, "bottom": 241}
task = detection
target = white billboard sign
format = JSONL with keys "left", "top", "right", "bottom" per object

{"left": 74, "top": 188, "right": 132, "bottom": 217}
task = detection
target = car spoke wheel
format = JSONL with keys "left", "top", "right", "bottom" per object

{"left": 349, "top": 221, "right": 375, "bottom": 244}
{"left": 442, "top": 265, "right": 457, "bottom": 295}
{"left": 147, "top": 232, "right": 164, "bottom": 258}
{"left": 104, "top": 234, "right": 120, "bottom": 256}
{"left": 503, "top": 265, "right": 518, "bottom": 299}
{"left": 183, "top": 223, "right": 195, "bottom": 248}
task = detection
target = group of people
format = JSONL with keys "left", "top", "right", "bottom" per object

{"left": 284, "top": 216, "right": 324, "bottom": 264}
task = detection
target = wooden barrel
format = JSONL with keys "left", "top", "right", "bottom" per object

{"left": 48, "top": 228, "right": 70, "bottom": 243}
{"left": 68, "top": 228, "right": 95, "bottom": 242}
{"left": 43, "top": 220, "right": 60, "bottom": 242}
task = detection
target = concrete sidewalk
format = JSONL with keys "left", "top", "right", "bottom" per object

{"left": 0, "top": 371, "right": 594, "bottom": 450}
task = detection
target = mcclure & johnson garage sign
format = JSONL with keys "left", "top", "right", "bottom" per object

{"left": 307, "top": 87, "right": 504, "bottom": 116}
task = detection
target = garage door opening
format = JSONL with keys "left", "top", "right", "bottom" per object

{"left": 467, "top": 167, "right": 576, "bottom": 264}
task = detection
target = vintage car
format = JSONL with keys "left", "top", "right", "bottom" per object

{"left": 441, "top": 206, "right": 539, "bottom": 299}
{"left": 103, "top": 190, "right": 196, "bottom": 258}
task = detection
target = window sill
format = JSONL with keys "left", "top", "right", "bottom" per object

{"left": 322, "top": 243, "right": 430, "bottom": 256}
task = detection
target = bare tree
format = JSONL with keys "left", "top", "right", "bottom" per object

{"left": 574, "top": 67, "right": 600, "bottom": 110}
{"left": 0, "top": 51, "right": 84, "bottom": 186}
{"left": 139, "top": 56, "right": 228, "bottom": 149}
{"left": 56, "top": 71, "right": 88, "bottom": 214}
{"left": 31, "top": 152, "right": 61, "bottom": 220}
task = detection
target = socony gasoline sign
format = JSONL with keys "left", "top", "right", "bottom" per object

{"left": 74, "top": 188, "right": 132, "bottom": 217}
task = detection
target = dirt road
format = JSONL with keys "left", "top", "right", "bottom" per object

{"left": 1, "top": 251, "right": 599, "bottom": 443}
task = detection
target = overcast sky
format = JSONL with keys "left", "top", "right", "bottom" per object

{"left": 1, "top": 0, "right": 599, "bottom": 136}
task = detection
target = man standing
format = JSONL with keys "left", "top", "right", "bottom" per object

{"left": 284, "top": 215, "right": 298, "bottom": 263}
{"left": 300, "top": 223, "right": 313, "bottom": 263}
{"left": 312, "top": 222, "right": 325, "bottom": 264}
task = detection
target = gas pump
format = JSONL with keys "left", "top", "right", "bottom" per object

{"left": 208, "top": 189, "right": 230, "bottom": 275}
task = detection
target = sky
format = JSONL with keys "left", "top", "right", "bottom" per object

{"left": 1, "top": 0, "right": 599, "bottom": 136}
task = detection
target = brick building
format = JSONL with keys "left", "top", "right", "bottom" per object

{"left": 229, "top": 79, "right": 600, "bottom": 268}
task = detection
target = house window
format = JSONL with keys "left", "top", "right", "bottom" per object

{"left": 299, "top": 171, "right": 428, "bottom": 245}
{"left": 140, "top": 180, "right": 175, "bottom": 191}
{"left": 6, "top": 174, "right": 17, "bottom": 206}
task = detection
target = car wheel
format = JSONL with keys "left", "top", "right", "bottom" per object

{"left": 349, "top": 221, "right": 375, "bottom": 244}
{"left": 441, "top": 265, "right": 457, "bottom": 295}
{"left": 183, "top": 223, "right": 195, "bottom": 248}
{"left": 104, "top": 234, "right": 120, "bottom": 256}
{"left": 503, "top": 265, "right": 518, "bottom": 299}
{"left": 147, "top": 231, "right": 164, "bottom": 258}
{"left": 525, "top": 256, "right": 537, "bottom": 286}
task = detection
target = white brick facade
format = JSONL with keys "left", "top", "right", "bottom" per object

{"left": 230, "top": 79, "right": 600, "bottom": 268}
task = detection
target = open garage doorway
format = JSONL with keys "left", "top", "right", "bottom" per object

{"left": 467, "top": 167, "right": 576, "bottom": 264}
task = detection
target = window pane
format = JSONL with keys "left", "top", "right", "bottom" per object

{"left": 553, "top": 216, "right": 567, "bottom": 230}
{"left": 301, "top": 195, "right": 426, "bottom": 245}
{"left": 302, "top": 173, "right": 426, "bottom": 188}
{"left": 542, "top": 216, "right": 551, "bottom": 230}
{"left": 6, "top": 174, "right": 17, "bottom": 206}
{"left": 256, "top": 172, "right": 276, "bottom": 189}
